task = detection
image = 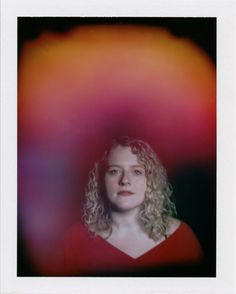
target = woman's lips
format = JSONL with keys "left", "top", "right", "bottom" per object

{"left": 117, "top": 191, "right": 134, "bottom": 196}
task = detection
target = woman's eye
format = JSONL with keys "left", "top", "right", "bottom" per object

{"left": 134, "top": 169, "right": 143, "bottom": 175}
{"left": 108, "top": 169, "right": 119, "bottom": 175}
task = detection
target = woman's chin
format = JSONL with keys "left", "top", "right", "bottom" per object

{"left": 110, "top": 201, "right": 143, "bottom": 213}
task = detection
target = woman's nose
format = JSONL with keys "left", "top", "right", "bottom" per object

{"left": 119, "top": 171, "right": 131, "bottom": 185}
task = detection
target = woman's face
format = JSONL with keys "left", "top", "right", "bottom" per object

{"left": 104, "top": 145, "right": 147, "bottom": 212}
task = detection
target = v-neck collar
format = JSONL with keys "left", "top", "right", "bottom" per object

{"left": 95, "top": 222, "right": 183, "bottom": 260}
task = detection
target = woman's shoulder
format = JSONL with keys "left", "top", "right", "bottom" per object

{"left": 166, "top": 217, "right": 181, "bottom": 236}
{"left": 166, "top": 217, "right": 203, "bottom": 259}
{"left": 64, "top": 222, "right": 92, "bottom": 244}
{"left": 166, "top": 217, "right": 200, "bottom": 242}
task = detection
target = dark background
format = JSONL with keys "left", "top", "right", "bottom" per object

{"left": 18, "top": 17, "right": 216, "bottom": 63}
{"left": 18, "top": 17, "right": 216, "bottom": 277}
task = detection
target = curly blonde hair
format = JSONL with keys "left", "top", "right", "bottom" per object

{"left": 83, "top": 137, "right": 177, "bottom": 241}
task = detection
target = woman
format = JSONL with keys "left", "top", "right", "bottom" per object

{"left": 63, "top": 137, "right": 203, "bottom": 276}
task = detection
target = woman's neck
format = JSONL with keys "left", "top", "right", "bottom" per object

{"left": 110, "top": 208, "right": 142, "bottom": 233}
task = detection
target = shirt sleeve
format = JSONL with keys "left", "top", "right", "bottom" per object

{"left": 175, "top": 222, "right": 203, "bottom": 263}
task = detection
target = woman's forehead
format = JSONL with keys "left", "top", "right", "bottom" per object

{"left": 107, "top": 145, "right": 139, "bottom": 164}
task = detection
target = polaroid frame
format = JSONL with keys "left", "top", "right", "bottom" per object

{"left": 1, "top": 0, "right": 235, "bottom": 293}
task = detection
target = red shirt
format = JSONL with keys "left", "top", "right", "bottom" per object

{"left": 62, "top": 222, "right": 203, "bottom": 276}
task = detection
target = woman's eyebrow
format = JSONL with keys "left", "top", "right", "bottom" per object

{"left": 131, "top": 165, "right": 144, "bottom": 168}
{"left": 107, "top": 164, "right": 122, "bottom": 168}
{"left": 107, "top": 164, "right": 144, "bottom": 168}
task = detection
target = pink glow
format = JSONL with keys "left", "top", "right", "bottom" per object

{"left": 18, "top": 25, "right": 215, "bottom": 275}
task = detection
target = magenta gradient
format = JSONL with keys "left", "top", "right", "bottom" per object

{"left": 18, "top": 26, "right": 216, "bottom": 275}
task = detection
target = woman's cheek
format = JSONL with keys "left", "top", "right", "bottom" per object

{"left": 106, "top": 177, "right": 118, "bottom": 191}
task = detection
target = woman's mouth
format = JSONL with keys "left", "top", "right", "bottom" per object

{"left": 117, "top": 190, "right": 134, "bottom": 196}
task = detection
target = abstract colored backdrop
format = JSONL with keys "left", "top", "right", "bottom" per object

{"left": 18, "top": 18, "right": 216, "bottom": 276}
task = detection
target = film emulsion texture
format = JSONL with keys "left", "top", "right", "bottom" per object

{"left": 18, "top": 18, "right": 216, "bottom": 276}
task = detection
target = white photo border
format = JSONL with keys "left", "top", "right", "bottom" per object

{"left": 1, "top": 0, "right": 235, "bottom": 293}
